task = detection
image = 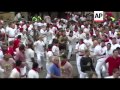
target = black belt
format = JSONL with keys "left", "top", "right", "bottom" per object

{"left": 79, "top": 55, "right": 84, "bottom": 56}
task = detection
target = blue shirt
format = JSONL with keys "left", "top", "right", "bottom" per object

{"left": 50, "top": 64, "right": 61, "bottom": 77}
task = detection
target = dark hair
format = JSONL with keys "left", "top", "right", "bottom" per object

{"left": 27, "top": 43, "right": 33, "bottom": 49}
{"left": 32, "top": 62, "right": 38, "bottom": 69}
{"left": 79, "top": 39, "right": 84, "bottom": 42}
{"left": 61, "top": 54, "right": 67, "bottom": 59}
{"left": 9, "top": 41, "right": 13, "bottom": 45}
{"left": 113, "top": 49, "right": 118, "bottom": 53}
{"left": 17, "top": 35, "right": 21, "bottom": 39}
{"left": 70, "top": 31, "right": 73, "bottom": 33}
{"left": 19, "top": 44, "right": 25, "bottom": 51}
{"left": 107, "top": 43, "right": 111, "bottom": 46}
{"left": 53, "top": 39, "right": 58, "bottom": 44}
{"left": 48, "top": 44, "right": 52, "bottom": 49}
{"left": 116, "top": 47, "right": 120, "bottom": 50}
{"left": 16, "top": 60, "right": 22, "bottom": 67}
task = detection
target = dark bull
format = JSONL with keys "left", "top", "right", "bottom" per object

{"left": 94, "top": 13, "right": 103, "bottom": 18}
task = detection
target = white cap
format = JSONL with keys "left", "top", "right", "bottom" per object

{"left": 81, "top": 25, "right": 85, "bottom": 29}
{"left": 19, "top": 21, "right": 23, "bottom": 24}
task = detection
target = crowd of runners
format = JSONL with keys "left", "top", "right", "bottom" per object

{"left": 0, "top": 12, "right": 120, "bottom": 78}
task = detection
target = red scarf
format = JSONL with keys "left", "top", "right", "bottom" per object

{"left": 109, "top": 37, "right": 113, "bottom": 40}
{"left": 74, "top": 29, "right": 78, "bottom": 32}
{"left": 32, "top": 68, "right": 38, "bottom": 72}
{"left": 104, "top": 39, "right": 109, "bottom": 42}
{"left": 61, "top": 60, "right": 67, "bottom": 66}
{"left": 47, "top": 49, "right": 52, "bottom": 52}
{"left": 16, "top": 67, "right": 21, "bottom": 73}
{"left": 90, "top": 32, "right": 93, "bottom": 36}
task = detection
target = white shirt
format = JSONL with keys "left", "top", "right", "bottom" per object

{"left": 0, "top": 50, "right": 4, "bottom": 60}
{"left": 27, "top": 69, "right": 39, "bottom": 78}
{"left": 25, "top": 48, "right": 34, "bottom": 62}
{"left": 34, "top": 40, "right": 45, "bottom": 56}
{"left": 52, "top": 45, "right": 60, "bottom": 56}
{"left": 106, "top": 48, "right": 113, "bottom": 57}
{"left": 65, "top": 30, "right": 70, "bottom": 36}
{"left": 6, "top": 27, "right": 17, "bottom": 37}
{"left": 67, "top": 35, "right": 76, "bottom": 45}
{"left": 94, "top": 45, "right": 105, "bottom": 59}
{"left": 77, "top": 33, "right": 86, "bottom": 40}
{"left": 84, "top": 28, "right": 89, "bottom": 33}
{"left": 111, "top": 43, "right": 120, "bottom": 52}
{"left": 40, "top": 29, "right": 47, "bottom": 36}
{"left": 46, "top": 51, "right": 53, "bottom": 63}
{"left": 0, "top": 28, "right": 5, "bottom": 34}
{"left": 9, "top": 68, "right": 20, "bottom": 78}
{"left": 78, "top": 43, "right": 87, "bottom": 55}
{"left": 84, "top": 38, "right": 93, "bottom": 48}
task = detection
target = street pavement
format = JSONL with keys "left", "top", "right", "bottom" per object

{"left": 39, "top": 54, "right": 79, "bottom": 78}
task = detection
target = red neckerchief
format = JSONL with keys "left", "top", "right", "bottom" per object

{"left": 16, "top": 67, "right": 21, "bottom": 73}
{"left": 74, "top": 29, "right": 78, "bottom": 32}
{"left": 109, "top": 37, "right": 113, "bottom": 40}
{"left": 32, "top": 68, "right": 38, "bottom": 72}
{"left": 104, "top": 39, "right": 109, "bottom": 42}
{"left": 90, "top": 31, "right": 93, "bottom": 36}
{"left": 61, "top": 60, "right": 67, "bottom": 66}
{"left": 47, "top": 49, "right": 52, "bottom": 52}
{"left": 80, "top": 41, "right": 84, "bottom": 44}
{"left": 66, "top": 30, "right": 69, "bottom": 32}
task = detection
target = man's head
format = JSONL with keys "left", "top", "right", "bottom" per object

{"left": 48, "top": 44, "right": 52, "bottom": 50}
{"left": 17, "top": 35, "right": 21, "bottom": 40}
{"left": 10, "top": 22, "right": 15, "bottom": 29}
{"left": 53, "top": 39, "right": 59, "bottom": 46}
{"left": 93, "top": 40, "right": 99, "bottom": 47}
{"left": 32, "top": 62, "right": 38, "bottom": 69}
{"left": 27, "top": 43, "right": 33, "bottom": 49}
{"left": 107, "top": 43, "right": 111, "bottom": 50}
{"left": 101, "top": 40, "right": 105, "bottom": 47}
{"left": 112, "top": 68, "right": 120, "bottom": 78}
{"left": 85, "top": 50, "right": 90, "bottom": 56}
{"left": 52, "top": 56, "right": 59, "bottom": 65}
{"left": 113, "top": 49, "right": 119, "bottom": 57}
{"left": 19, "top": 44, "right": 25, "bottom": 52}
{"left": 79, "top": 39, "right": 84, "bottom": 44}
{"left": 60, "top": 54, "right": 67, "bottom": 60}
{"left": 9, "top": 41, "right": 14, "bottom": 46}
{"left": 112, "top": 37, "right": 117, "bottom": 44}
{"left": 116, "top": 47, "right": 120, "bottom": 54}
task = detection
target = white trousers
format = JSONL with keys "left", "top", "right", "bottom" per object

{"left": 67, "top": 44, "right": 75, "bottom": 59}
{"left": 95, "top": 57, "right": 107, "bottom": 78}
{"left": 76, "top": 55, "right": 83, "bottom": 78}
{"left": 36, "top": 53, "right": 44, "bottom": 68}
